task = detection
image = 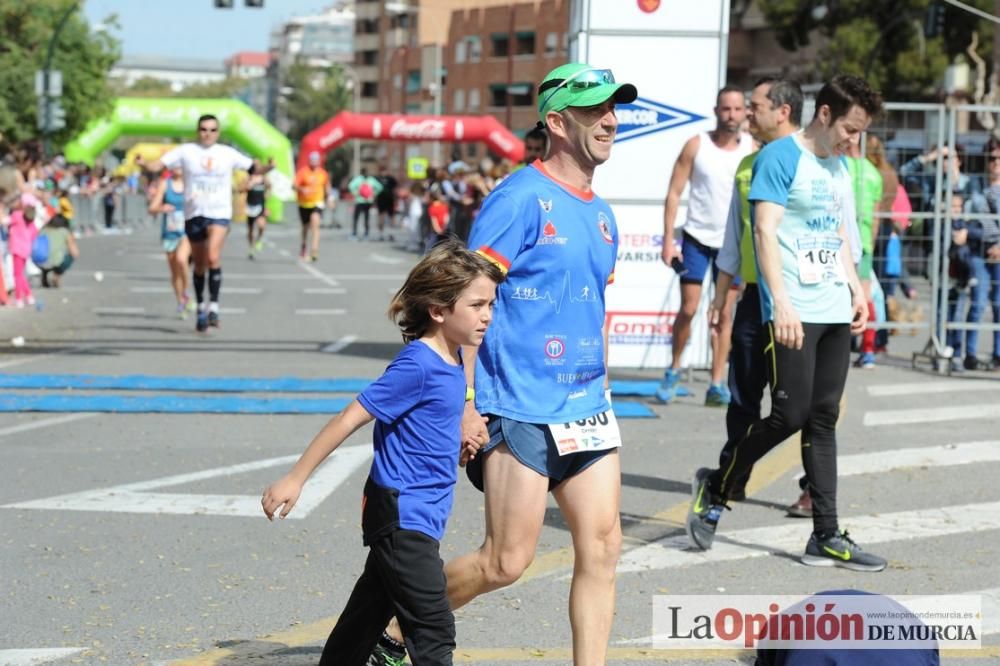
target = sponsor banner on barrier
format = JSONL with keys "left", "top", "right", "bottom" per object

{"left": 652, "top": 594, "right": 982, "bottom": 650}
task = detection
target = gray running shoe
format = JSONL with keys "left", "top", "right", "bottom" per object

{"left": 801, "top": 530, "right": 887, "bottom": 572}
{"left": 686, "top": 467, "right": 728, "bottom": 550}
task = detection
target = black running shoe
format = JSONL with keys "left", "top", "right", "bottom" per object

{"left": 207, "top": 311, "right": 220, "bottom": 328}
{"left": 195, "top": 310, "right": 209, "bottom": 333}
{"left": 801, "top": 530, "right": 887, "bottom": 572}
{"left": 366, "top": 643, "right": 406, "bottom": 666}
{"left": 686, "top": 467, "right": 729, "bottom": 550}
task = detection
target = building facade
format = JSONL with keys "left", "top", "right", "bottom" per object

{"left": 268, "top": 3, "right": 355, "bottom": 132}
{"left": 110, "top": 55, "right": 225, "bottom": 92}
{"left": 352, "top": 0, "right": 569, "bottom": 173}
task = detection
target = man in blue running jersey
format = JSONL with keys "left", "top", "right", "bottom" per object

{"left": 462, "top": 62, "right": 636, "bottom": 663}
{"left": 369, "top": 63, "right": 637, "bottom": 666}
{"left": 371, "top": 63, "right": 637, "bottom": 666}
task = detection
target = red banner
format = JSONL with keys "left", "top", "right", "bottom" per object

{"left": 298, "top": 112, "right": 525, "bottom": 170}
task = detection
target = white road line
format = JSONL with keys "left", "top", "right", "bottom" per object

{"left": 296, "top": 308, "right": 346, "bottom": 316}
{"left": 219, "top": 307, "right": 246, "bottom": 315}
{"left": 369, "top": 253, "right": 404, "bottom": 265}
{"left": 0, "top": 648, "right": 87, "bottom": 664}
{"left": 867, "top": 380, "right": 1000, "bottom": 397}
{"left": 296, "top": 260, "right": 341, "bottom": 287}
{"left": 615, "top": 500, "right": 1000, "bottom": 575}
{"left": 130, "top": 286, "right": 262, "bottom": 295}
{"left": 304, "top": 287, "right": 347, "bottom": 295}
{"left": 863, "top": 404, "right": 998, "bottom": 427}
{"left": 0, "top": 414, "right": 97, "bottom": 440}
{"left": 92, "top": 306, "right": 145, "bottom": 314}
{"left": 2, "top": 447, "right": 372, "bottom": 519}
{"left": 321, "top": 335, "right": 358, "bottom": 353}
{"left": 837, "top": 441, "right": 1000, "bottom": 476}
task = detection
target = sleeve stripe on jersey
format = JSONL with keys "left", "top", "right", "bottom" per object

{"left": 476, "top": 247, "right": 510, "bottom": 274}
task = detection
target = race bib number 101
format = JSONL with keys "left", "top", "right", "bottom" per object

{"left": 796, "top": 235, "right": 845, "bottom": 285}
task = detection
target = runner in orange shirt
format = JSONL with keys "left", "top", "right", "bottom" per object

{"left": 295, "top": 151, "right": 331, "bottom": 262}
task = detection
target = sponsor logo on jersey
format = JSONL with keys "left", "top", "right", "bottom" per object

{"left": 598, "top": 212, "right": 614, "bottom": 244}
{"left": 545, "top": 337, "right": 566, "bottom": 359}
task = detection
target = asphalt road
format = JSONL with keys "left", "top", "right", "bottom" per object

{"left": 1, "top": 219, "right": 998, "bottom": 665}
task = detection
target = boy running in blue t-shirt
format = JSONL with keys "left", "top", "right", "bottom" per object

{"left": 262, "top": 239, "right": 504, "bottom": 665}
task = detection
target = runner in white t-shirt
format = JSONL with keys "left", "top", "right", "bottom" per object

{"left": 138, "top": 114, "right": 262, "bottom": 332}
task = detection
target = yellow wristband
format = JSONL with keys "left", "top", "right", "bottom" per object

{"left": 465, "top": 386, "right": 475, "bottom": 402}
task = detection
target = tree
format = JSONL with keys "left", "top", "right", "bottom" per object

{"left": 279, "top": 59, "right": 353, "bottom": 144}
{"left": 279, "top": 59, "right": 354, "bottom": 183}
{"left": 0, "top": 0, "right": 120, "bottom": 149}
{"left": 757, "top": 0, "right": 995, "bottom": 99}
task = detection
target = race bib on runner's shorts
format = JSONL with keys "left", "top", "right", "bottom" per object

{"left": 547, "top": 393, "right": 622, "bottom": 456}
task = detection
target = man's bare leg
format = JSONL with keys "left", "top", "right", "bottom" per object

{"left": 383, "top": 444, "right": 549, "bottom": 643}
{"left": 552, "top": 452, "right": 622, "bottom": 666}
{"left": 671, "top": 283, "right": 702, "bottom": 369}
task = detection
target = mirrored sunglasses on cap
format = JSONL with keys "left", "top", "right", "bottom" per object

{"left": 538, "top": 68, "right": 616, "bottom": 112}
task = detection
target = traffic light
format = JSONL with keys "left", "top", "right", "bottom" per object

{"left": 924, "top": 2, "right": 945, "bottom": 38}
{"left": 245, "top": 0, "right": 264, "bottom": 6}
{"left": 214, "top": 0, "right": 234, "bottom": 8}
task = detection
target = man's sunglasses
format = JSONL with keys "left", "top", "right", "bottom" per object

{"left": 989, "top": 155, "right": 1000, "bottom": 163}
{"left": 538, "top": 68, "right": 615, "bottom": 113}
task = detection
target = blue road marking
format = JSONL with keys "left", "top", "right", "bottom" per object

{"left": 0, "top": 393, "right": 656, "bottom": 417}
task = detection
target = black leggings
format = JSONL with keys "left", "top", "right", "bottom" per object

{"left": 353, "top": 203, "right": 372, "bottom": 237}
{"left": 320, "top": 528, "right": 455, "bottom": 666}
{"left": 711, "top": 322, "right": 851, "bottom": 536}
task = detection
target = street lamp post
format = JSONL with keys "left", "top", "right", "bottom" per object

{"left": 42, "top": 1, "right": 80, "bottom": 157}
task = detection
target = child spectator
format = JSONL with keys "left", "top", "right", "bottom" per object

{"left": 38, "top": 214, "right": 79, "bottom": 289}
{"left": 426, "top": 191, "right": 450, "bottom": 252}
{"left": 261, "top": 239, "right": 504, "bottom": 665}
{"left": 7, "top": 195, "right": 39, "bottom": 307}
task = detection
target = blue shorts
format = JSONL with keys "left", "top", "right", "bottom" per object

{"left": 465, "top": 414, "right": 611, "bottom": 492}
{"left": 185, "top": 216, "right": 230, "bottom": 243}
{"left": 680, "top": 231, "right": 722, "bottom": 285}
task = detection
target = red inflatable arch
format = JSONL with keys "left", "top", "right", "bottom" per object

{"left": 297, "top": 112, "right": 525, "bottom": 170}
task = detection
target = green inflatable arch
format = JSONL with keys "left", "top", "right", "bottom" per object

{"left": 64, "top": 98, "right": 293, "bottom": 221}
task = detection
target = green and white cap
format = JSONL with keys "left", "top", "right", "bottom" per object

{"left": 537, "top": 63, "right": 638, "bottom": 119}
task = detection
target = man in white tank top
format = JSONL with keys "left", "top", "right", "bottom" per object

{"left": 658, "top": 86, "right": 752, "bottom": 406}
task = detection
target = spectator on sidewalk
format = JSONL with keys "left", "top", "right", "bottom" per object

{"left": 38, "top": 214, "right": 79, "bottom": 289}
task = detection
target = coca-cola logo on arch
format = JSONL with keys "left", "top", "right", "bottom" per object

{"left": 389, "top": 118, "right": 447, "bottom": 140}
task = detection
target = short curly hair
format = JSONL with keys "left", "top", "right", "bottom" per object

{"left": 815, "top": 74, "right": 883, "bottom": 123}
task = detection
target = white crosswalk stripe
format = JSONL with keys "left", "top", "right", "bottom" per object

{"left": 863, "top": 403, "right": 997, "bottom": 426}
{"left": 616, "top": 500, "right": 1000, "bottom": 574}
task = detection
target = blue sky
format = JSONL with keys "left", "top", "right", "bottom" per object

{"left": 83, "top": 0, "right": 334, "bottom": 61}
